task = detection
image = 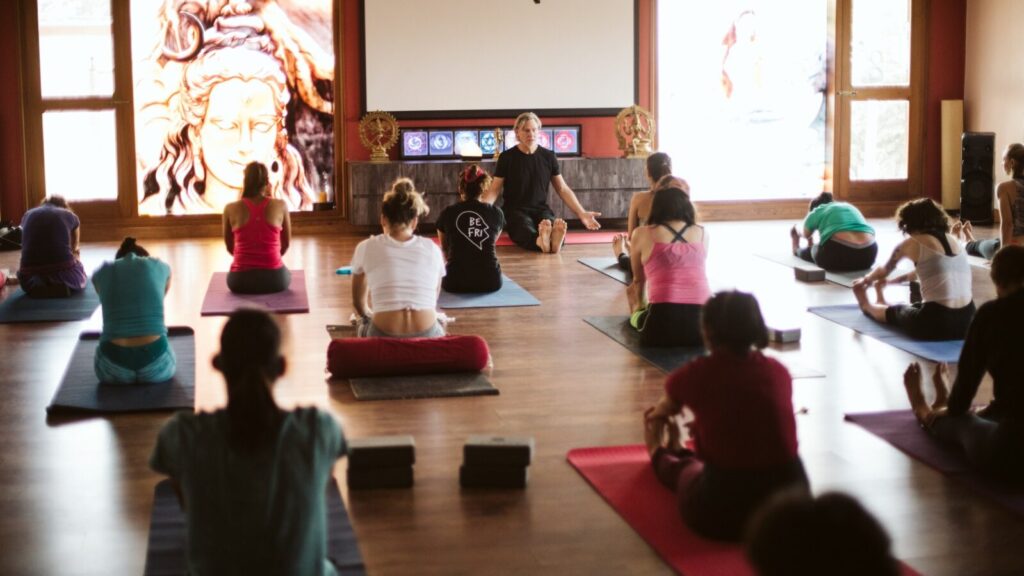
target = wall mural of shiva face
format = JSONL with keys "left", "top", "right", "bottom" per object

{"left": 133, "top": 0, "right": 335, "bottom": 215}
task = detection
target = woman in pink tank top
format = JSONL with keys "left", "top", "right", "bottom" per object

{"left": 626, "top": 186, "right": 711, "bottom": 347}
{"left": 223, "top": 162, "right": 292, "bottom": 294}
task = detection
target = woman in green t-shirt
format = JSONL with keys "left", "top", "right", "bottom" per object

{"left": 791, "top": 192, "right": 878, "bottom": 272}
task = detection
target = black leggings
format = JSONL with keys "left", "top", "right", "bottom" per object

{"left": 442, "top": 266, "right": 502, "bottom": 294}
{"left": 505, "top": 207, "right": 556, "bottom": 251}
{"left": 884, "top": 300, "right": 976, "bottom": 341}
{"left": 226, "top": 266, "right": 291, "bottom": 294}
{"left": 634, "top": 302, "right": 703, "bottom": 347}
{"left": 929, "top": 414, "right": 1024, "bottom": 480}
{"left": 798, "top": 238, "right": 878, "bottom": 272}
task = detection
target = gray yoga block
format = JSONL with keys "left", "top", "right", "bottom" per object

{"left": 459, "top": 464, "right": 529, "bottom": 489}
{"left": 769, "top": 327, "right": 801, "bottom": 344}
{"left": 347, "top": 435, "right": 416, "bottom": 470}
{"left": 347, "top": 465, "right": 414, "bottom": 490}
{"left": 463, "top": 435, "right": 535, "bottom": 467}
{"left": 794, "top": 267, "right": 826, "bottom": 282}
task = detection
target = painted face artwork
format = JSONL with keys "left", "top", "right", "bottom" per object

{"left": 199, "top": 78, "right": 279, "bottom": 192}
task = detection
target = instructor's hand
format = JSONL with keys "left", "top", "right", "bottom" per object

{"left": 580, "top": 211, "right": 602, "bottom": 230}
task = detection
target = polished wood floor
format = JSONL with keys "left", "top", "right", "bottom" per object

{"left": 0, "top": 220, "right": 1020, "bottom": 576}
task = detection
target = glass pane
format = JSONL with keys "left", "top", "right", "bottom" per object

{"left": 851, "top": 0, "right": 910, "bottom": 87}
{"left": 43, "top": 110, "right": 118, "bottom": 201}
{"left": 850, "top": 100, "right": 909, "bottom": 181}
{"left": 38, "top": 0, "right": 113, "bottom": 97}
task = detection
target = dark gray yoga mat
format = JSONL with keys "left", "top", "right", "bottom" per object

{"left": 200, "top": 270, "right": 310, "bottom": 316}
{"left": 143, "top": 479, "right": 366, "bottom": 576}
{"left": 584, "top": 316, "right": 825, "bottom": 378}
{"left": 755, "top": 251, "right": 873, "bottom": 288}
{"left": 0, "top": 281, "right": 100, "bottom": 323}
{"left": 437, "top": 275, "right": 539, "bottom": 309}
{"left": 809, "top": 304, "right": 964, "bottom": 363}
{"left": 578, "top": 257, "right": 631, "bottom": 285}
{"left": 349, "top": 372, "right": 498, "bottom": 401}
{"left": 47, "top": 327, "right": 196, "bottom": 414}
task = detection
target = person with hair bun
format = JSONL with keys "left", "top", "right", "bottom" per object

{"left": 223, "top": 161, "right": 292, "bottom": 294}
{"left": 959, "top": 143, "right": 1024, "bottom": 259}
{"left": 16, "top": 196, "right": 87, "bottom": 298}
{"left": 436, "top": 164, "right": 505, "bottom": 293}
{"left": 644, "top": 291, "right": 809, "bottom": 540}
{"left": 612, "top": 153, "right": 688, "bottom": 272}
{"left": 903, "top": 245, "right": 1024, "bottom": 481}
{"left": 853, "top": 198, "right": 975, "bottom": 341}
{"left": 151, "top": 309, "right": 346, "bottom": 575}
{"left": 790, "top": 192, "right": 877, "bottom": 272}
{"left": 92, "top": 236, "right": 174, "bottom": 384}
{"left": 351, "top": 178, "right": 446, "bottom": 337}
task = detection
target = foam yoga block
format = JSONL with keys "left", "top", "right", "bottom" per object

{"left": 769, "top": 327, "right": 801, "bottom": 344}
{"left": 463, "top": 436, "right": 535, "bottom": 467}
{"left": 794, "top": 267, "right": 826, "bottom": 282}
{"left": 347, "top": 466, "right": 415, "bottom": 490}
{"left": 460, "top": 465, "right": 529, "bottom": 489}
{"left": 347, "top": 435, "right": 416, "bottom": 469}
{"left": 327, "top": 335, "right": 490, "bottom": 379}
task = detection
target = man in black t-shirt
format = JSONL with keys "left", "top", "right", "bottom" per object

{"left": 484, "top": 112, "right": 601, "bottom": 253}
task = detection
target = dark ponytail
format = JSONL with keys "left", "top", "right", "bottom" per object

{"left": 646, "top": 152, "right": 672, "bottom": 183}
{"left": 115, "top": 236, "right": 150, "bottom": 259}
{"left": 216, "top": 309, "right": 283, "bottom": 452}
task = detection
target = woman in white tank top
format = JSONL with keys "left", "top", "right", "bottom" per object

{"left": 852, "top": 198, "right": 975, "bottom": 341}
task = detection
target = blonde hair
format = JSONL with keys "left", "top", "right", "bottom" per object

{"left": 382, "top": 178, "right": 429, "bottom": 226}
{"left": 514, "top": 112, "right": 542, "bottom": 131}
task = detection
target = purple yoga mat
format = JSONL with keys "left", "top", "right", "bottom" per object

{"left": 200, "top": 270, "right": 309, "bottom": 316}
{"left": 846, "top": 410, "right": 1024, "bottom": 516}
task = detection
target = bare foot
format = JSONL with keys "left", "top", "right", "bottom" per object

{"left": 932, "top": 363, "right": 950, "bottom": 410}
{"left": 951, "top": 220, "right": 964, "bottom": 240}
{"left": 963, "top": 221, "right": 976, "bottom": 242}
{"left": 535, "top": 219, "right": 553, "bottom": 253}
{"left": 612, "top": 233, "right": 627, "bottom": 258}
{"left": 550, "top": 219, "right": 568, "bottom": 254}
{"left": 852, "top": 280, "right": 871, "bottom": 311}
{"left": 874, "top": 280, "right": 888, "bottom": 306}
{"left": 790, "top": 225, "right": 801, "bottom": 255}
{"left": 904, "top": 363, "right": 932, "bottom": 425}
{"left": 643, "top": 415, "right": 663, "bottom": 457}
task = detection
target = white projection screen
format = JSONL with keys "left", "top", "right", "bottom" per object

{"left": 363, "top": 0, "right": 636, "bottom": 118}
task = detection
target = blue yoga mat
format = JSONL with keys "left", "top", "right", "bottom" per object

{"left": 578, "top": 257, "right": 631, "bottom": 285}
{"left": 437, "top": 275, "right": 540, "bottom": 309}
{"left": 809, "top": 304, "right": 964, "bottom": 363}
{"left": 47, "top": 327, "right": 196, "bottom": 414}
{"left": 143, "top": 479, "right": 365, "bottom": 576}
{"left": 0, "top": 281, "right": 100, "bottom": 323}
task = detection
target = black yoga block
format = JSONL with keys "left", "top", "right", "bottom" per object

{"left": 463, "top": 435, "right": 535, "bottom": 467}
{"left": 794, "top": 267, "right": 826, "bottom": 282}
{"left": 347, "top": 435, "right": 416, "bottom": 469}
{"left": 459, "top": 464, "right": 528, "bottom": 489}
{"left": 347, "top": 465, "right": 414, "bottom": 490}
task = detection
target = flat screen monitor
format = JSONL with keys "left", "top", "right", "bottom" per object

{"left": 428, "top": 131, "right": 454, "bottom": 156}
{"left": 402, "top": 130, "right": 429, "bottom": 157}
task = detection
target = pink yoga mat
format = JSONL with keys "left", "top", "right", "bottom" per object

{"left": 568, "top": 445, "right": 922, "bottom": 576}
{"left": 200, "top": 270, "right": 309, "bottom": 316}
{"left": 495, "top": 230, "right": 619, "bottom": 247}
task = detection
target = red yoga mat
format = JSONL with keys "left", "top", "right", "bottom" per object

{"left": 568, "top": 445, "right": 922, "bottom": 576}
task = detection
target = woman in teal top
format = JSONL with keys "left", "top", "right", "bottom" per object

{"left": 790, "top": 192, "right": 877, "bottom": 272}
{"left": 92, "top": 237, "right": 174, "bottom": 384}
{"left": 151, "top": 309, "right": 346, "bottom": 576}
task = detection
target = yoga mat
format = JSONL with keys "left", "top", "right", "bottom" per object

{"left": 143, "top": 479, "right": 365, "bottom": 576}
{"left": 495, "top": 230, "right": 620, "bottom": 247}
{"left": 437, "top": 275, "right": 540, "bottom": 309}
{"left": 578, "top": 257, "right": 631, "bottom": 285}
{"left": 47, "top": 327, "right": 196, "bottom": 414}
{"left": 0, "top": 281, "right": 100, "bottom": 323}
{"left": 349, "top": 372, "right": 498, "bottom": 401}
{"left": 846, "top": 410, "right": 1024, "bottom": 517}
{"left": 583, "top": 316, "right": 824, "bottom": 379}
{"left": 755, "top": 251, "right": 875, "bottom": 288}
{"left": 200, "top": 270, "right": 309, "bottom": 316}
{"left": 568, "top": 445, "right": 922, "bottom": 576}
{"left": 808, "top": 304, "right": 964, "bottom": 363}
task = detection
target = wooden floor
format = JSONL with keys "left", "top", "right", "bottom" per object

{"left": 0, "top": 219, "right": 1021, "bottom": 576}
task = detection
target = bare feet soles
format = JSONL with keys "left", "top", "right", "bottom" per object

{"left": 612, "top": 233, "right": 629, "bottom": 258}
{"left": 852, "top": 280, "right": 871, "bottom": 311}
{"left": 790, "top": 225, "right": 801, "bottom": 255}
{"left": 536, "top": 219, "right": 553, "bottom": 253}
{"left": 904, "top": 363, "right": 932, "bottom": 425}
{"left": 932, "top": 363, "right": 950, "bottom": 410}
{"left": 550, "top": 219, "right": 568, "bottom": 254}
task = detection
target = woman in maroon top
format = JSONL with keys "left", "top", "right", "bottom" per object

{"left": 223, "top": 162, "right": 292, "bottom": 294}
{"left": 644, "top": 290, "right": 809, "bottom": 540}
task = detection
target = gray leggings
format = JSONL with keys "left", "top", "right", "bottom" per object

{"left": 226, "top": 266, "right": 291, "bottom": 294}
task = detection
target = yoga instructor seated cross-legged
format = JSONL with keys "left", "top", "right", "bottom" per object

{"left": 92, "top": 237, "right": 175, "bottom": 384}
{"left": 644, "top": 291, "right": 810, "bottom": 541}
{"left": 903, "top": 245, "right": 1024, "bottom": 481}
{"left": 852, "top": 198, "right": 975, "bottom": 341}
{"left": 223, "top": 162, "right": 292, "bottom": 294}
{"left": 351, "top": 178, "right": 446, "bottom": 338}
{"left": 483, "top": 112, "right": 600, "bottom": 253}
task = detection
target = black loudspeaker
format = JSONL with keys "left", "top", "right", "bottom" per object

{"left": 961, "top": 131, "right": 995, "bottom": 224}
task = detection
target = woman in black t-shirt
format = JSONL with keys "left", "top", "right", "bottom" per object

{"left": 436, "top": 165, "right": 506, "bottom": 293}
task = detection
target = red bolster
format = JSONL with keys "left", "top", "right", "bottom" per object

{"left": 327, "top": 335, "right": 490, "bottom": 379}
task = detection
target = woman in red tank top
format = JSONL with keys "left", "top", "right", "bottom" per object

{"left": 223, "top": 162, "right": 292, "bottom": 294}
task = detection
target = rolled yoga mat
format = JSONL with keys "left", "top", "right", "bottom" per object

{"left": 808, "top": 304, "right": 964, "bottom": 363}
{"left": 348, "top": 372, "right": 498, "bottom": 401}
{"left": 143, "top": 479, "right": 366, "bottom": 576}
{"left": 437, "top": 275, "right": 540, "bottom": 309}
{"left": 583, "top": 316, "right": 824, "bottom": 379}
{"left": 0, "top": 281, "right": 100, "bottom": 323}
{"left": 577, "top": 257, "right": 631, "bottom": 285}
{"left": 47, "top": 327, "right": 196, "bottom": 414}
{"left": 200, "top": 270, "right": 310, "bottom": 316}
{"left": 846, "top": 410, "right": 1024, "bottom": 518}
{"left": 567, "top": 445, "right": 922, "bottom": 576}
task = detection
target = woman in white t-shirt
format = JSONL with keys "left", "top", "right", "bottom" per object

{"left": 351, "top": 178, "right": 446, "bottom": 337}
